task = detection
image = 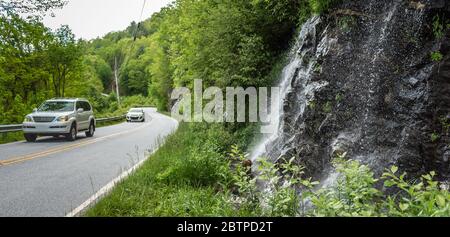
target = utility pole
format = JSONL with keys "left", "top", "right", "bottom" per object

{"left": 114, "top": 55, "right": 121, "bottom": 105}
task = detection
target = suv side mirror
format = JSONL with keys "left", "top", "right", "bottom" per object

{"left": 32, "top": 108, "right": 37, "bottom": 112}
{"left": 77, "top": 108, "right": 84, "bottom": 113}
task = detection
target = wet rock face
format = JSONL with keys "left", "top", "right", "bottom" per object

{"left": 267, "top": 0, "right": 450, "bottom": 180}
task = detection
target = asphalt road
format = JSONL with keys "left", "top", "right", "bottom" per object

{"left": 0, "top": 108, "right": 178, "bottom": 216}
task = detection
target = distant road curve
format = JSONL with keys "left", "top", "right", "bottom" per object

{"left": 0, "top": 108, "right": 178, "bottom": 217}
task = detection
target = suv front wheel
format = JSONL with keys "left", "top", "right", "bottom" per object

{"left": 85, "top": 121, "right": 95, "bottom": 137}
{"left": 24, "top": 134, "right": 37, "bottom": 142}
{"left": 66, "top": 124, "right": 77, "bottom": 141}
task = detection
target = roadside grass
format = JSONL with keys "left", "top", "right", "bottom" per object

{"left": 0, "top": 131, "right": 23, "bottom": 144}
{"left": 85, "top": 121, "right": 450, "bottom": 217}
{"left": 96, "top": 118, "right": 126, "bottom": 128}
{"left": 85, "top": 122, "right": 258, "bottom": 217}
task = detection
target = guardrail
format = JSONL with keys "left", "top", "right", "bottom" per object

{"left": 96, "top": 114, "right": 126, "bottom": 123}
{"left": 0, "top": 115, "right": 126, "bottom": 134}
{"left": 0, "top": 124, "right": 23, "bottom": 133}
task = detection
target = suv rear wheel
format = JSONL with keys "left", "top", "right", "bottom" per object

{"left": 66, "top": 123, "right": 77, "bottom": 141}
{"left": 85, "top": 121, "right": 95, "bottom": 137}
{"left": 24, "top": 134, "right": 37, "bottom": 142}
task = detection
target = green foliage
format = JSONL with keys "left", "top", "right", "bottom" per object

{"left": 440, "top": 116, "right": 450, "bottom": 134}
{"left": 338, "top": 16, "right": 356, "bottom": 32}
{"left": 94, "top": 94, "right": 155, "bottom": 118}
{"left": 433, "top": 15, "right": 445, "bottom": 39}
{"left": 308, "top": 100, "right": 316, "bottom": 110}
{"left": 431, "top": 51, "right": 443, "bottom": 62}
{"left": 382, "top": 168, "right": 450, "bottom": 216}
{"left": 308, "top": 0, "right": 341, "bottom": 15}
{"left": 0, "top": 15, "right": 53, "bottom": 123}
{"left": 0, "top": 131, "right": 24, "bottom": 144}
{"left": 258, "top": 156, "right": 316, "bottom": 216}
{"left": 48, "top": 25, "right": 83, "bottom": 97}
{"left": 0, "top": 15, "right": 106, "bottom": 124}
{"left": 228, "top": 145, "right": 316, "bottom": 216}
{"left": 311, "top": 157, "right": 382, "bottom": 217}
{"left": 111, "top": 0, "right": 302, "bottom": 110}
{"left": 335, "top": 93, "right": 343, "bottom": 103}
{"left": 295, "top": 0, "right": 341, "bottom": 24}
{"left": 311, "top": 157, "right": 450, "bottom": 217}
{"left": 86, "top": 122, "right": 258, "bottom": 217}
{"left": 0, "top": 0, "right": 66, "bottom": 15}
{"left": 322, "top": 101, "right": 332, "bottom": 113}
{"left": 228, "top": 145, "right": 260, "bottom": 213}
{"left": 431, "top": 132, "right": 440, "bottom": 142}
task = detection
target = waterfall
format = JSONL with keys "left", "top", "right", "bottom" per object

{"left": 249, "top": 0, "right": 449, "bottom": 181}
{"left": 250, "top": 16, "right": 322, "bottom": 162}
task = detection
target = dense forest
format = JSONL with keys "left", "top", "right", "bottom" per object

{"left": 0, "top": 0, "right": 336, "bottom": 124}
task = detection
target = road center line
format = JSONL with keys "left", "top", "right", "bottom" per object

{"left": 0, "top": 122, "right": 152, "bottom": 167}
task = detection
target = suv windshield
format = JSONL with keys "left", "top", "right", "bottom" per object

{"left": 38, "top": 101, "right": 75, "bottom": 112}
{"left": 129, "top": 109, "right": 142, "bottom": 113}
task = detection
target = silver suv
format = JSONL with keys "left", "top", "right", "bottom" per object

{"left": 23, "top": 98, "right": 96, "bottom": 142}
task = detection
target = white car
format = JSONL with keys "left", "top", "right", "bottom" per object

{"left": 23, "top": 98, "right": 96, "bottom": 142}
{"left": 126, "top": 108, "right": 145, "bottom": 122}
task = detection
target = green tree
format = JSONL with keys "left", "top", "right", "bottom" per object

{"left": 0, "top": 0, "right": 66, "bottom": 15}
{"left": 0, "top": 14, "right": 53, "bottom": 122}
{"left": 47, "top": 25, "right": 82, "bottom": 97}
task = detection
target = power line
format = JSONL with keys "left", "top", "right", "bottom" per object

{"left": 133, "top": 0, "right": 147, "bottom": 41}
{"left": 114, "top": 0, "right": 147, "bottom": 105}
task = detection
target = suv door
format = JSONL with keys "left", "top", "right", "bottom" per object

{"left": 83, "top": 101, "right": 93, "bottom": 124}
{"left": 76, "top": 101, "right": 89, "bottom": 130}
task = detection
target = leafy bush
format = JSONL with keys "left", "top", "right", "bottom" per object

{"left": 228, "top": 146, "right": 318, "bottom": 217}
{"left": 311, "top": 156, "right": 450, "bottom": 217}
{"left": 382, "top": 167, "right": 450, "bottom": 217}
{"left": 311, "top": 157, "right": 383, "bottom": 217}
{"left": 431, "top": 51, "right": 444, "bottom": 62}
{"left": 433, "top": 15, "right": 445, "bottom": 39}
{"left": 308, "top": 0, "right": 341, "bottom": 14}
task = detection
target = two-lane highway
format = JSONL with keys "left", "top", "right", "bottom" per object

{"left": 0, "top": 108, "right": 178, "bottom": 216}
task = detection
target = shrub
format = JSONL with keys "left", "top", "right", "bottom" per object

{"left": 309, "top": 0, "right": 341, "bottom": 15}
{"left": 229, "top": 146, "right": 318, "bottom": 217}
{"left": 433, "top": 15, "right": 445, "bottom": 39}
{"left": 431, "top": 51, "right": 443, "bottom": 62}
{"left": 311, "top": 157, "right": 382, "bottom": 217}
{"left": 310, "top": 156, "right": 450, "bottom": 217}
{"left": 382, "top": 167, "right": 450, "bottom": 217}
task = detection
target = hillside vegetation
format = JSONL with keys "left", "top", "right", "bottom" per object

{"left": 0, "top": 0, "right": 337, "bottom": 123}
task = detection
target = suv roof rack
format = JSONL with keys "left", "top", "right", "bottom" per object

{"left": 49, "top": 97, "right": 87, "bottom": 101}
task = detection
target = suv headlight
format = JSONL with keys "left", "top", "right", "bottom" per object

{"left": 24, "top": 116, "right": 33, "bottom": 123}
{"left": 57, "top": 115, "right": 69, "bottom": 122}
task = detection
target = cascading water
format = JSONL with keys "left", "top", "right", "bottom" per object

{"left": 251, "top": 0, "right": 450, "bottom": 183}
{"left": 251, "top": 16, "right": 321, "bottom": 162}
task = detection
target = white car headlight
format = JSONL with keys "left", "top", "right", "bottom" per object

{"left": 24, "top": 116, "right": 33, "bottom": 123}
{"left": 57, "top": 115, "right": 69, "bottom": 122}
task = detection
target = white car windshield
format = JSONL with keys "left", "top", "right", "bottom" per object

{"left": 129, "top": 109, "right": 143, "bottom": 113}
{"left": 38, "top": 101, "right": 75, "bottom": 112}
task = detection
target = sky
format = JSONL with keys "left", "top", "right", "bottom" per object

{"left": 42, "top": 0, "right": 173, "bottom": 40}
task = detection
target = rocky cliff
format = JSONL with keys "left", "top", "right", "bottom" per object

{"left": 256, "top": 0, "right": 450, "bottom": 182}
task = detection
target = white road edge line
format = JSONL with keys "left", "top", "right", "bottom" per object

{"left": 65, "top": 149, "right": 156, "bottom": 217}
{"left": 66, "top": 112, "right": 178, "bottom": 217}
